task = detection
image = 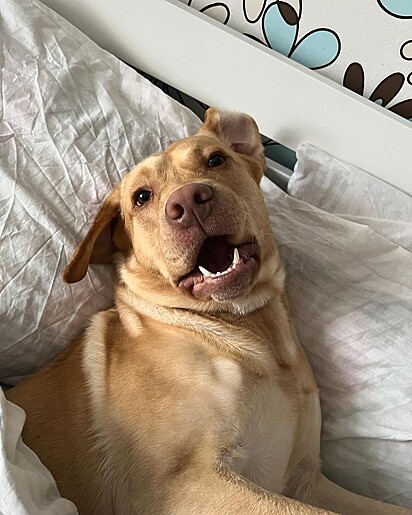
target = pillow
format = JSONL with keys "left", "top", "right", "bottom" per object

{"left": 289, "top": 144, "right": 412, "bottom": 220}
{"left": 288, "top": 144, "right": 412, "bottom": 251}
{"left": 263, "top": 169, "right": 412, "bottom": 507}
{"left": 0, "top": 0, "right": 201, "bottom": 384}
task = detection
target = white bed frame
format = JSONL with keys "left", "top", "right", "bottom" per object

{"left": 41, "top": 0, "right": 412, "bottom": 196}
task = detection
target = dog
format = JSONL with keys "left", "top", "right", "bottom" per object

{"left": 7, "top": 108, "right": 410, "bottom": 514}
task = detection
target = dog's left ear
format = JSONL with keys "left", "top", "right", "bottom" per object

{"left": 200, "top": 108, "right": 266, "bottom": 179}
{"left": 63, "top": 186, "right": 124, "bottom": 284}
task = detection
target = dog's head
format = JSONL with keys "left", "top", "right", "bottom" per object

{"left": 64, "top": 109, "right": 283, "bottom": 314}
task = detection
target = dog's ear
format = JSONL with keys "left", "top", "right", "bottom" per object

{"left": 200, "top": 108, "right": 265, "bottom": 178}
{"left": 63, "top": 186, "right": 122, "bottom": 284}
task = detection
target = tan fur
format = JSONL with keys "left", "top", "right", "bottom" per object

{"left": 7, "top": 109, "right": 410, "bottom": 514}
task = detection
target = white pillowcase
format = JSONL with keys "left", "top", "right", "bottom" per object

{"left": 0, "top": 0, "right": 201, "bottom": 384}
{"left": 279, "top": 145, "right": 412, "bottom": 507}
{"left": 288, "top": 144, "right": 412, "bottom": 251}
{"left": 289, "top": 144, "right": 412, "bottom": 221}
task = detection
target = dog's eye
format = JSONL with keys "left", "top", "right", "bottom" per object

{"left": 135, "top": 190, "right": 152, "bottom": 206}
{"left": 207, "top": 153, "right": 226, "bottom": 168}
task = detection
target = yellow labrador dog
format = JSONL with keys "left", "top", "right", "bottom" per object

{"left": 8, "top": 109, "right": 410, "bottom": 515}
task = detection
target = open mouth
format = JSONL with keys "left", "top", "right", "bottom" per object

{"left": 178, "top": 236, "right": 258, "bottom": 300}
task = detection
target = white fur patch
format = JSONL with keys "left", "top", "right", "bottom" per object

{"left": 229, "top": 379, "right": 297, "bottom": 493}
{"left": 210, "top": 358, "right": 243, "bottom": 411}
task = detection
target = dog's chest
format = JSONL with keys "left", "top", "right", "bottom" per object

{"left": 214, "top": 359, "right": 298, "bottom": 494}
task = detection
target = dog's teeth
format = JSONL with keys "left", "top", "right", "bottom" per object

{"left": 199, "top": 251, "right": 240, "bottom": 279}
{"left": 233, "top": 248, "right": 240, "bottom": 265}
{"left": 199, "top": 265, "right": 212, "bottom": 277}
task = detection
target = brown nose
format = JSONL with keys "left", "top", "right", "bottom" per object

{"left": 165, "top": 183, "right": 213, "bottom": 227}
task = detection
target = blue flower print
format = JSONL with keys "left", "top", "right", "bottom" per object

{"left": 262, "top": 1, "right": 341, "bottom": 70}
{"left": 377, "top": 0, "right": 412, "bottom": 18}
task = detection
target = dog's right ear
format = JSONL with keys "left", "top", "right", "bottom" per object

{"left": 200, "top": 108, "right": 266, "bottom": 181}
{"left": 201, "top": 108, "right": 264, "bottom": 159}
{"left": 63, "top": 186, "right": 121, "bottom": 284}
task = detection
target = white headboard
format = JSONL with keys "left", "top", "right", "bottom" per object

{"left": 40, "top": 0, "right": 412, "bottom": 195}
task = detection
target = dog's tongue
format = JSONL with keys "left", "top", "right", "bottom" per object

{"left": 196, "top": 236, "right": 234, "bottom": 274}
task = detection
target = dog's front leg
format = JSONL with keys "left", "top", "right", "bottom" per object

{"left": 164, "top": 469, "right": 334, "bottom": 515}
{"left": 312, "top": 475, "right": 411, "bottom": 515}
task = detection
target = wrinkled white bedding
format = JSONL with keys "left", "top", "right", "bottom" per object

{"left": 0, "top": 0, "right": 411, "bottom": 511}
{"left": 0, "top": 388, "right": 77, "bottom": 514}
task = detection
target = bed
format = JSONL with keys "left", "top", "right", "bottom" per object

{"left": 0, "top": 0, "right": 411, "bottom": 513}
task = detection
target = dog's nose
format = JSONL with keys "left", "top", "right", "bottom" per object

{"left": 165, "top": 183, "right": 213, "bottom": 227}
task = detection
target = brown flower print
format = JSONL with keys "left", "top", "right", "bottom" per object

{"left": 343, "top": 62, "right": 412, "bottom": 121}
